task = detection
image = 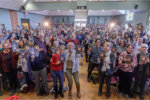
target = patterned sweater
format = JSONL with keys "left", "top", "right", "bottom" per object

{"left": 119, "top": 51, "right": 137, "bottom": 72}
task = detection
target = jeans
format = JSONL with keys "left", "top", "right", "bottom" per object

{"left": 51, "top": 70, "right": 64, "bottom": 89}
{"left": 24, "top": 72, "right": 34, "bottom": 85}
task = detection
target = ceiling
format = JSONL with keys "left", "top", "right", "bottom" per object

{"left": 0, "top": 0, "right": 25, "bottom": 10}
{"left": 0, "top": 0, "right": 148, "bottom": 16}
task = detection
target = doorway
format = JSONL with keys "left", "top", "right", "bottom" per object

{"left": 21, "top": 19, "right": 30, "bottom": 30}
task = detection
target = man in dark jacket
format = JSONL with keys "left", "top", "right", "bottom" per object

{"left": 30, "top": 45, "right": 49, "bottom": 96}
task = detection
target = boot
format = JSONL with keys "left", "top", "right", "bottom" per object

{"left": 59, "top": 87, "right": 64, "bottom": 98}
{"left": 54, "top": 86, "right": 58, "bottom": 99}
{"left": 69, "top": 85, "right": 72, "bottom": 96}
{"left": 77, "top": 85, "right": 81, "bottom": 98}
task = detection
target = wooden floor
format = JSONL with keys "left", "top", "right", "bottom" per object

{"left": 0, "top": 57, "right": 150, "bottom": 100}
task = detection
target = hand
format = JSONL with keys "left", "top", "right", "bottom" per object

{"left": 56, "top": 61, "right": 61, "bottom": 65}
{"left": 0, "top": 74, "right": 2, "bottom": 77}
{"left": 139, "top": 62, "right": 143, "bottom": 65}
{"left": 97, "top": 58, "right": 101, "bottom": 64}
{"left": 60, "top": 57, "right": 64, "bottom": 61}
{"left": 81, "top": 48, "right": 84, "bottom": 52}
{"left": 31, "top": 55, "right": 34, "bottom": 61}
{"left": 39, "top": 48, "right": 43, "bottom": 52}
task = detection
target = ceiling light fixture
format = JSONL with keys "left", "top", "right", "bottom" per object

{"left": 23, "top": 0, "right": 27, "bottom": 4}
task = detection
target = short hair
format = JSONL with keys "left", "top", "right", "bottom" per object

{"left": 95, "top": 39, "right": 100, "bottom": 43}
{"left": 127, "top": 44, "right": 134, "bottom": 49}
{"left": 68, "top": 42, "right": 75, "bottom": 49}
{"left": 141, "top": 44, "right": 148, "bottom": 49}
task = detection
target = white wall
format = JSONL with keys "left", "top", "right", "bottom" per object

{"left": 117, "top": 11, "right": 148, "bottom": 27}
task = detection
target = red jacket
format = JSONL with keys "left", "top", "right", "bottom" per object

{"left": 50, "top": 53, "right": 63, "bottom": 71}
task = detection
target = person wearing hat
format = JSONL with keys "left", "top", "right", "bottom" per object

{"left": 133, "top": 44, "right": 150, "bottom": 100}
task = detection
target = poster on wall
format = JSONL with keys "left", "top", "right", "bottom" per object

{"left": 126, "top": 10, "right": 134, "bottom": 21}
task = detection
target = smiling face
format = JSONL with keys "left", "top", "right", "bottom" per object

{"left": 3, "top": 43, "right": 10, "bottom": 51}
{"left": 127, "top": 45, "right": 133, "bottom": 54}
{"left": 140, "top": 46, "right": 147, "bottom": 54}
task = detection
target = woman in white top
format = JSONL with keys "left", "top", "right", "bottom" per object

{"left": 64, "top": 42, "right": 82, "bottom": 98}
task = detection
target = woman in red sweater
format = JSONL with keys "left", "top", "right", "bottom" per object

{"left": 50, "top": 49, "right": 64, "bottom": 99}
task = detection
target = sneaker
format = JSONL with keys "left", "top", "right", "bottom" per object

{"left": 55, "top": 93, "right": 58, "bottom": 99}
{"left": 125, "top": 94, "right": 130, "bottom": 100}
{"left": 59, "top": 92, "right": 64, "bottom": 98}
{"left": 132, "top": 93, "right": 136, "bottom": 98}
{"left": 87, "top": 78, "right": 90, "bottom": 82}
{"left": 106, "top": 95, "right": 110, "bottom": 99}
{"left": 10, "top": 90, "right": 15, "bottom": 96}
{"left": 98, "top": 92, "right": 102, "bottom": 96}
{"left": 140, "top": 96, "right": 144, "bottom": 100}
{"left": 118, "top": 92, "right": 122, "bottom": 97}
{"left": 16, "top": 89, "right": 21, "bottom": 93}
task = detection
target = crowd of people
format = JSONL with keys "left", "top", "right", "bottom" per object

{"left": 0, "top": 23, "right": 150, "bottom": 100}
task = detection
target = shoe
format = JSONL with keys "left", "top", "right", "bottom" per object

{"left": 59, "top": 92, "right": 64, "bottom": 98}
{"left": 4, "top": 87, "right": 9, "bottom": 91}
{"left": 87, "top": 78, "right": 90, "bottom": 82}
{"left": 54, "top": 86, "right": 58, "bottom": 99}
{"left": 45, "top": 92, "right": 49, "bottom": 96}
{"left": 118, "top": 92, "right": 122, "bottom": 97}
{"left": 106, "top": 95, "right": 110, "bottom": 99}
{"left": 132, "top": 93, "right": 136, "bottom": 98}
{"left": 16, "top": 89, "right": 21, "bottom": 93}
{"left": 98, "top": 92, "right": 102, "bottom": 96}
{"left": 30, "top": 85, "right": 34, "bottom": 92}
{"left": 77, "top": 85, "right": 81, "bottom": 98}
{"left": 55, "top": 93, "right": 58, "bottom": 99}
{"left": 0, "top": 91, "right": 2, "bottom": 96}
{"left": 140, "top": 96, "right": 144, "bottom": 100}
{"left": 10, "top": 90, "right": 15, "bottom": 96}
{"left": 125, "top": 94, "right": 130, "bottom": 100}
{"left": 68, "top": 85, "right": 72, "bottom": 96}
{"left": 37, "top": 93, "right": 41, "bottom": 96}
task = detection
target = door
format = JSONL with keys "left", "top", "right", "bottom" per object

{"left": 21, "top": 19, "right": 30, "bottom": 30}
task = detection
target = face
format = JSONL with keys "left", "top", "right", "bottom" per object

{"left": 68, "top": 43, "right": 73, "bottom": 50}
{"left": 96, "top": 40, "right": 100, "bottom": 47}
{"left": 120, "top": 40, "right": 124, "bottom": 46}
{"left": 103, "top": 43, "right": 110, "bottom": 51}
{"left": 141, "top": 46, "right": 147, "bottom": 53}
{"left": 4, "top": 43, "right": 10, "bottom": 50}
{"left": 19, "top": 41, "right": 24, "bottom": 47}
{"left": 138, "top": 38, "right": 143, "bottom": 44}
{"left": 127, "top": 45, "right": 133, "bottom": 53}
